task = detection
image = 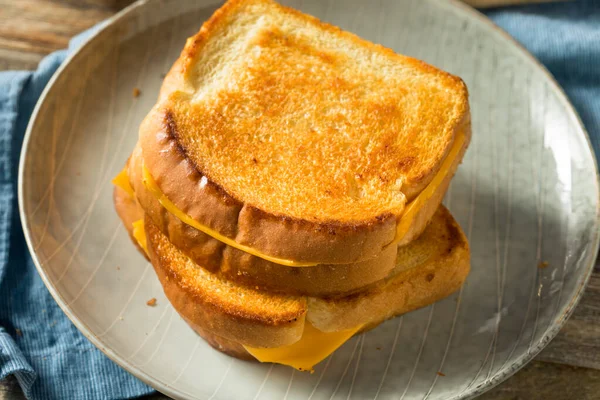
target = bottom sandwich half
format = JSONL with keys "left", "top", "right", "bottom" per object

{"left": 114, "top": 186, "right": 470, "bottom": 371}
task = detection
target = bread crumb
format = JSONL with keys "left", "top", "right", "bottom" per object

{"left": 15, "top": 328, "right": 22, "bottom": 337}
{"left": 376, "top": 347, "right": 381, "bottom": 350}
{"left": 119, "top": 316, "right": 124, "bottom": 321}
{"left": 146, "top": 298, "right": 157, "bottom": 307}
{"left": 116, "top": 266, "right": 120, "bottom": 271}
{"left": 437, "top": 371, "right": 446, "bottom": 377}
{"left": 133, "top": 87, "right": 141, "bottom": 97}
{"left": 538, "top": 261, "right": 549, "bottom": 269}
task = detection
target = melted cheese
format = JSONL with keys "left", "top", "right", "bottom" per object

{"left": 136, "top": 129, "right": 465, "bottom": 267}
{"left": 112, "top": 167, "right": 135, "bottom": 197}
{"left": 132, "top": 219, "right": 149, "bottom": 255}
{"left": 244, "top": 321, "right": 362, "bottom": 371}
{"left": 395, "top": 130, "right": 466, "bottom": 241}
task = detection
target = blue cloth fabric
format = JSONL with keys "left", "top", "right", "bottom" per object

{"left": 0, "top": 2, "right": 598, "bottom": 399}
{"left": 0, "top": 28, "right": 154, "bottom": 400}
{"left": 486, "top": 0, "right": 600, "bottom": 158}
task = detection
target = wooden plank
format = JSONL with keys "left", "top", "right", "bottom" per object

{"left": 3, "top": 360, "right": 600, "bottom": 400}
{"left": 0, "top": 0, "right": 134, "bottom": 69}
{"left": 0, "top": 376, "right": 24, "bottom": 400}
{"left": 0, "top": 48, "right": 42, "bottom": 70}
{"left": 481, "top": 361, "right": 600, "bottom": 400}
{"left": 537, "top": 264, "right": 600, "bottom": 370}
{"left": 464, "top": 0, "right": 569, "bottom": 7}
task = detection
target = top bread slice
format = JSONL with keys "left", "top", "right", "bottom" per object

{"left": 139, "top": 0, "right": 471, "bottom": 264}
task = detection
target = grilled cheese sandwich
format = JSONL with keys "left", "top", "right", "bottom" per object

{"left": 112, "top": 0, "right": 471, "bottom": 373}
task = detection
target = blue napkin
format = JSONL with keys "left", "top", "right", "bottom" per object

{"left": 0, "top": 2, "right": 598, "bottom": 399}
{"left": 486, "top": 0, "right": 600, "bottom": 157}
{"left": 0, "top": 27, "right": 154, "bottom": 400}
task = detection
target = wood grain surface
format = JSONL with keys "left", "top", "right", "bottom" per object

{"left": 463, "top": 0, "right": 567, "bottom": 7}
{"left": 0, "top": 0, "right": 598, "bottom": 399}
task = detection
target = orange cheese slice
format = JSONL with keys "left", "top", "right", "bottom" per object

{"left": 244, "top": 321, "right": 362, "bottom": 372}
{"left": 112, "top": 167, "right": 135, "bottom": 197}
{"left": 395, "top": 129, "right": 465, "bottom": 241}
{"left": 132, "top": 219, "right": 148, "bottom": 255}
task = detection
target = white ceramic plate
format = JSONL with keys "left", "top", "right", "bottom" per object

{"left": 18, "top": 0, "right": 600, "bottom": 399}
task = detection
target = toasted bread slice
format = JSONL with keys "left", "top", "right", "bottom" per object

{"left": 136, "top": 204, "right": 469, "bottom": 349}
{"left": 138, "top": 0, "right": 471, "bottom": 265}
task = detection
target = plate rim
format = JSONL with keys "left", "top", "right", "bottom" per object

{"left": 17, "top": 0, "right": 600, "bottom": 399}
{"left": 437, "top": 5, "right": 599, "bottom": 399}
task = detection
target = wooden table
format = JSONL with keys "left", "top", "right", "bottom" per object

{"left": 0, "top": 1, "right": 598, "bottom": 399}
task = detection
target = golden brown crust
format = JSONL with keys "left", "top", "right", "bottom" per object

{"left": 138, "top": 0, "right": 471, "bottom": 264}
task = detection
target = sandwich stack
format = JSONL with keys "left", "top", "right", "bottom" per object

{"left": 113, "top": 0, "right": 472, "bottom": 371}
